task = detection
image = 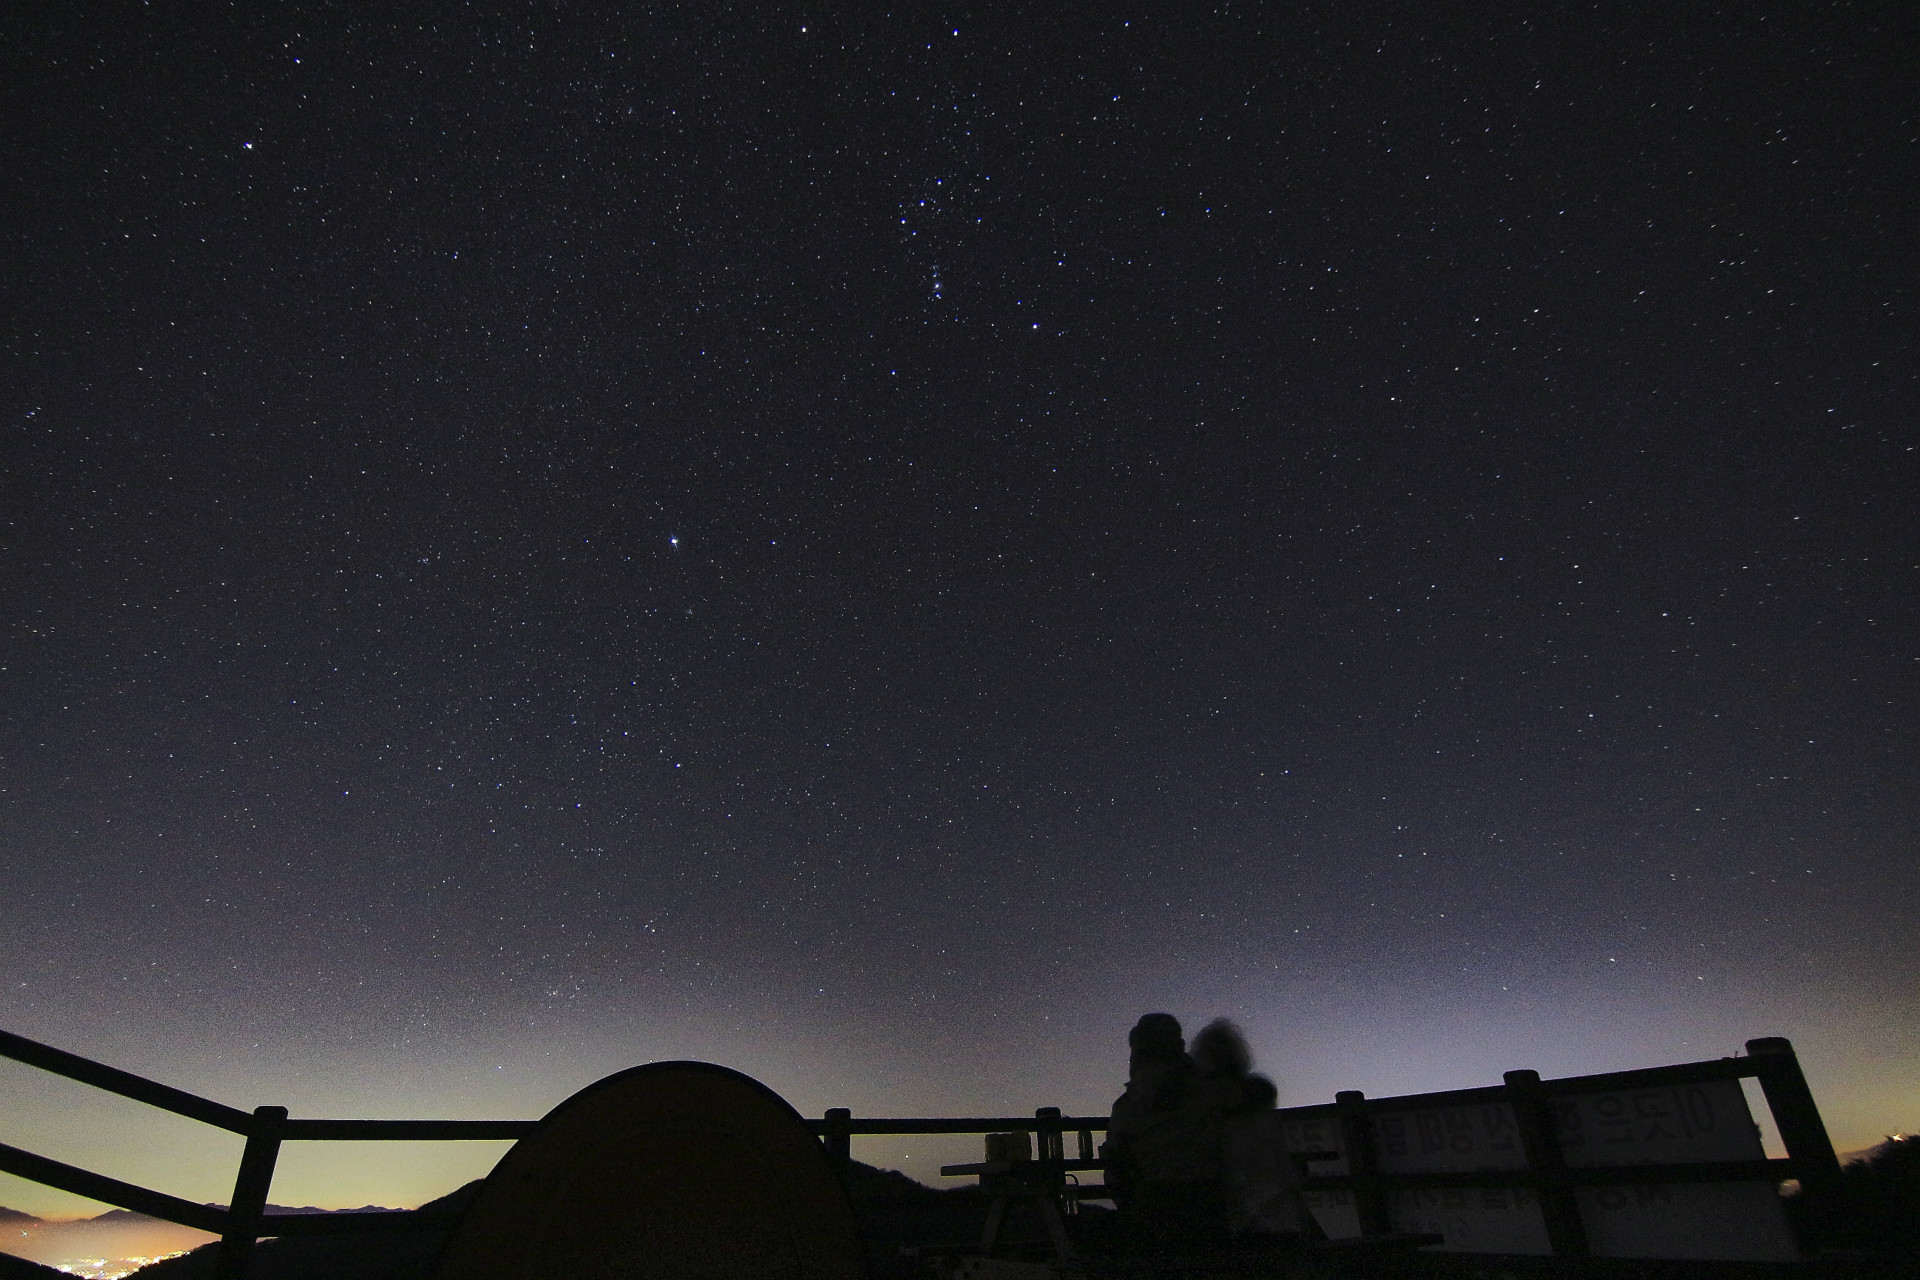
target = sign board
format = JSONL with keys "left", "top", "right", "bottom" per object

{"left": 1275, "top": 1079, "right": 1795, "bottom": 1260}
{"left": 435, "top": 1061, "right": 865, "bottom": 1280}
{"left": 1553, "top": 1079, "right": 1796, "bottom": 1261}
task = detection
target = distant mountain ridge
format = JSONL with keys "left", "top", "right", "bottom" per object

{"left": 131, "top": 1181, "right": 488, "bottom": 1278}
{"left": 124, "top": 1163, "right": 968, "bottom": 1278}
{"left": 259, "top": 1204, "right": 404, "bottom": 1216}
{"left": 2, "top": 1206, "right": 218, "bottom": 1274}
{"left": 0, "top": 1203, "right": 401, "bottom": 1227}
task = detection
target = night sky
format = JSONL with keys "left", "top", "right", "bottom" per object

{"left": 4, "top": 3, "right": 1916, "bottom": 1218}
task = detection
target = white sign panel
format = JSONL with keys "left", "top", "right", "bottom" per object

{"left": 1555, "top": 1079, "right": 1795, "bottom": 1261}
{"left": 1553, "top": 1079, "right": 1763, "bottom": 1166}
{"left": 1387, "top": 1185, "right": 1550, "bottom": 1255}
{"left": 1574, "top": 1181, "right": 1796, "bottom": 1262}
{"left": 1375, "top": 1101, "right": 1527, "bottom": 1173}
{"left": 1274, "top": 1078, "right": 1796, "bottom": 1260}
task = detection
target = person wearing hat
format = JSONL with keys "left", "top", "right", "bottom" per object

{"left": 1102, "top": 1014, "right": 1237, "bottom": 1249}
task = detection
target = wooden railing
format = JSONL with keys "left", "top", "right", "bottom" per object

{"left": 1, "top": 1027, "right": 1842, "bottom": 1273}
{"left": 1270, "top": 1041, "right": 1842, "bottom": 1257}
{"left": 0, "top": 1028, "right": 1109, "bottom": 1279}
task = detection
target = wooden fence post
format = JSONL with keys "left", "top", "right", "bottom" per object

{"left": 1744, "top": 1037, "right": 1841, "bottom": 1193}
{"left": 1504, "top": 1070, "right": 1588, "bottom": 1258}
{"left": 1333, "top": 1090, "right": 1391, "bottom": 1238}
{"left": 214, "top": 1104, "right": 286, "bottom": 1280}
{"left": 822, "top": 1107, "right": 852, "bottom": 1170}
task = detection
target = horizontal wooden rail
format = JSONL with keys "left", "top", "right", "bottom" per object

{"left": 0, "top": 1141, "right": 229, "bottom": 1234}
{"left": 279, "top": 1119, "right": 538, "bottom": 1141}
{"left": 1536, "top": 1056, "right": 1766, "bottom": 1096}
{"left": 275, "top": 1116, "right": 1099, "bottom": 1141}
{"left": 1297, "top": 1156, "right": 1797, "bottom": 1194}
{"left": 1287, "top": 1053, "right": 1769, "bottom": 1119}
{"left": 802, "top": 1115, "right": 1108, "bottom": 1136}
{"left": 0, "top": 1029, "right": 251, "bottom": 1134}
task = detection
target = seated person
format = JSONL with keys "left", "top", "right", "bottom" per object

{"left": 1192, "top": 1018, "right": 1319, "bottom": 1242}
{"left": 1104, "top": 1014, "right": 1238, "bottom": 1249}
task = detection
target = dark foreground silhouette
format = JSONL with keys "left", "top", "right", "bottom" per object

{"left": 129, "top": 1180, "right": 481, "bottom": 1280}
{"left": 41, "top": 1138, "right": 1913, "bottom": 1279}
{"left": 1786, "top": 1134, "right": 1920, "bottom": 1257}
{"left": 120, "top": 1163, "right": 1001, "bottom": 1280}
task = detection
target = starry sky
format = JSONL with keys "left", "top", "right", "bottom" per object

{"left": 3, "top": 2, "right": 1916, "bottom": 1219}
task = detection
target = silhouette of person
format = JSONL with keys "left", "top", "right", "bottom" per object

{"left": 1191, "top": 1019, "right": 1316, "bottom": 1240}
{"left": 1103, "top": 1014, "right": 1235, "bottom": 1249}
